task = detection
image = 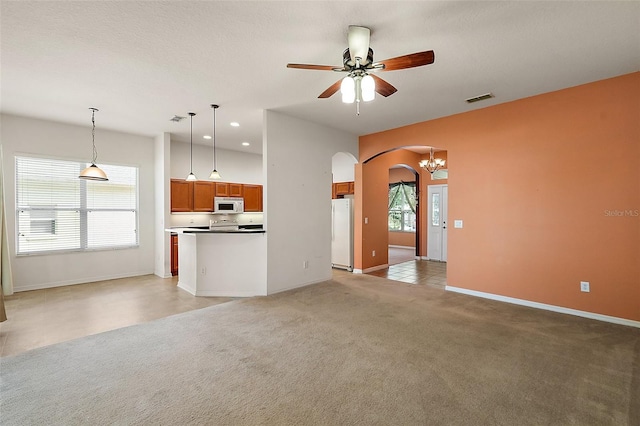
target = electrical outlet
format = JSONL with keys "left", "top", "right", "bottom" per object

{"left": 372, "top": 250, "right": 376, "bottom": 257}
{"left": 580, "top": 281, "right": 590, "bottom": 292}
{"left": 303, "top": 260, "right": 308, "bottom": 269}
{"left": 364, "top": 217, "right": 368, "bottom": 224}
{"left": 201, "top": 267, "right": 206, "bottom": 275}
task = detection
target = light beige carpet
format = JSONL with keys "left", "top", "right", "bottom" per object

{"left": 1, "top": 272, "right": 638, "bottom": 425}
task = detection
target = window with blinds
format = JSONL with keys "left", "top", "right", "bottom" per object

{"left": 15, "top": 156, "right": 139, "bottom": 255}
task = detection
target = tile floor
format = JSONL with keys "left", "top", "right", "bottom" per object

{"left": 366, "top": 247, "right": 448, "bottom": 287}
{"left": 367, "top": 259, "right": 447, "bottom": 287}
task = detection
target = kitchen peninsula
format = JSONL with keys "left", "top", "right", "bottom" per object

{"left": 168, "top": 226, "right": 266, "bottom": 297}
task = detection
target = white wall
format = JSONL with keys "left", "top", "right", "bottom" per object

{"left": 154, "top": 132, "right": 171, "bottom": 278}
{"left": 332, "top": 152, "right": 357, "bottom": 183}
{"left": 0, "top": 113, "right": 155, "bottom": 291}
{"left": 264, "top": 111, "right": 358, "bottom": 294}
{"left": 170, "top": 141, "right": 262, "bottom": 184}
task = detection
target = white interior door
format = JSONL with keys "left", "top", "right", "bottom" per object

{"left": 427, "top": 184, "right": 448, "bottom": 262}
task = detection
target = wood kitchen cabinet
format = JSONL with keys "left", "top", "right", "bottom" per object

{"left": 170, "top": 180, "right": 193, "bottom": 212}
{"left": 333, "top": 181, "right": 354, "bottom": 198}
{"left": 214, "top": 182, "right": 229, "bottom": 197}
{"left": 229, "top": 183, "right": 243, "bottom": 197}
{"left": 243, "top": 184, "right": 263, "bottom": 212}
{"left": 193, "top": 181, "right": 215, "bottom": 212}
{"left": 171, "top": 234, "right": 179, "bottom": 276}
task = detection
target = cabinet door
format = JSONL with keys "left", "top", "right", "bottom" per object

{"left": 171, "top": 234, "right": 179, "bottom": 276}
{"left": 243, "top": 184, "right": 263, "bottom": 212}
{"left": 170, "top": 180, "right": 193, "bottom": 212}
{"left": 348, "top": 182, "right": 354, "bottom": 194}
{"left": 215, "top": 182, "right": 229, "bottom": 197}
{"left": 229, "top": 183, "right": 243, "bottom": 197}
{"left": 332, "top": 183, "right": 337, "bottom": 199}
{"left": 334, "top": 182, "right": 351, "bottom": 196}
{"left": 193, "top": 181, "right": 215, "bottom": 212}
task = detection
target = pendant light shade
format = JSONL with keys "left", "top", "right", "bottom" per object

{"left": 79, "top": 108, "right": 108, "bottom": 181}
{"left": 185, "top": 112, "right": 197, "bottom": 181}
{"left": 209, "top": 104, "right": 222, "bottom": 180}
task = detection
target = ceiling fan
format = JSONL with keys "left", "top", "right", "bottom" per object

{"left": 287, "top": 25, "right": 435, "bottom": 113}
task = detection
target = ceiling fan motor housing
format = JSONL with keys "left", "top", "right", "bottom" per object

{"left": 343, "top": 48, "right": 374, "bottom": 69}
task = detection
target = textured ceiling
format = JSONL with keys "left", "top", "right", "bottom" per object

{"left": 1, "top": 1, "right": 638, "bottom": 155}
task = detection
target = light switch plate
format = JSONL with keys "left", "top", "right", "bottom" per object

{"left": 454, "top": 220, "right": 463, "bottom": 228}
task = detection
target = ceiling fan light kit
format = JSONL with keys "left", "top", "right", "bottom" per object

{"left": 287, "top": 25, "right": 435, "bottom": 115}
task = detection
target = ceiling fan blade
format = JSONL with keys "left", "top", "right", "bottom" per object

{"left": 287, "top": 63, "right": 338, "bottom": 71}
{"left": 318, "top": 79, "right": 342, "bottom": 99}
{"left": 378, "top": 50, "right": 435, "bottom": 71}
{"left": 371, "top": 75, "right": 397, "bottom": 97}
{"left": 347, "top": 26, "right": 370, "bottom": 65}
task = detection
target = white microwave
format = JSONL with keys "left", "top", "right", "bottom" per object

{"left": 214, "top": 197, "right": 244, "bottom": 214}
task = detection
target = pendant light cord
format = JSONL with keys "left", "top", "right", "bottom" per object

{"left": 212, "top": 105, "right": 217, "bottom": 170}
{"left": 90, "top": 107, "right": 99, "bottom": 164}
{"left": 189, "top": 112, "right": 194, "bottom": 173}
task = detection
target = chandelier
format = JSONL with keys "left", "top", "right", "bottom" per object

{"left": 419, "top": 148, "right": 446, "bottom": 174}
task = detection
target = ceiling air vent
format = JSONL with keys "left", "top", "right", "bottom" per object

{"left": 465, "top": 93, "right": 494, "bottom": 104}
{"left": 170, "top": 115, "right": 186, "bottom": 122}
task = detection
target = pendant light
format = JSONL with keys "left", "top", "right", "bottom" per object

{"left": 209, "top": 104, "right": 221, "bottom": 179}
{"left": 79, "top": 108, "right": 108, "bottom": 181}
{"left": 185, "top": 112, "right": 197, "bottom": 181}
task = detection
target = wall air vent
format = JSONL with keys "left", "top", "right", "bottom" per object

{"left": 465, "top": 93, "right": 494, "bottom": 104}
{"left": 170, "top": 115, "right": 186, "bottom": 122}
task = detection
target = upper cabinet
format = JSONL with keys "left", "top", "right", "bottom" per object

{"left": 214, "top": 182, "right": 229, "bottom": 197}
{"left": 171, "top": 179, "right": 263, "bottom": 213}
{"left": 229, "top": 183, "right": 243, "bottom": 197}
{"left": 243, "top": 185, "right": 263, "bottom": 212}
{"left": 170, "top": 180, "right": 193, "bottom": 212}
{"left": 193, "top": 181, "right": 215, "bottom": 212}
{"left": 333, "top": 181, "right": 354, "bottom": 199}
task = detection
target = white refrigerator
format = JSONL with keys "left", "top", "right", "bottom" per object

{"left": 331, "top": 198, "right": 353, "bottom": 271}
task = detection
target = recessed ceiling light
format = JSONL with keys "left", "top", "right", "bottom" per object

{"left": 242, "top": 142, "right": 250, "bottom": 146}
{"left": 230, "top": 122, "right": 240, "bottom": 127}
{"left": 203, "top": 135, "right": 212, "bottom": 140}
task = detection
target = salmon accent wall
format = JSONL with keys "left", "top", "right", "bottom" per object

{"left": 389, "top": 232, "right": 415, "bottom": 248}
{"left": 357, "top": 72, "right": 640, "bottom": 321}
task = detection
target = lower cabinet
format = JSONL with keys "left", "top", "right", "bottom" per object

{"left": 171, "top": 234, "right": 178, "bottom": 276}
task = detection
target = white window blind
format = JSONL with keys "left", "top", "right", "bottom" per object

{"left": 16, "top": 156, "right": 138, "bottom": 255}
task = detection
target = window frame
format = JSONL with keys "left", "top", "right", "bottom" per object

{"left": 388, "top": 181, "right": 417, "bottom": 233}
{"left": 15, "top": 155, "right": 140, "bottom": 256}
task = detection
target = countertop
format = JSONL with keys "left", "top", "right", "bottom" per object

{"left": 167, "top": 226, "right": 265, "bottom": 234}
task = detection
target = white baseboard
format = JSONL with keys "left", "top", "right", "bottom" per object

{"left": 352, "top": 269, "right": 363, "bottom": 274}
{"left": 13, "top": 271, "right": 155, "bottom": 292}
{"left": 445, "top": 286, "right": 640, "bottom": 328}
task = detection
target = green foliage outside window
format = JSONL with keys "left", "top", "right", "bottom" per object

{"left": 388, "top": 182, "right": 416, "bottom": 232}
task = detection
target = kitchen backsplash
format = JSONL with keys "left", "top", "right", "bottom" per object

{"left": 170, "top": 212, "right": 263, "bottom": 228}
